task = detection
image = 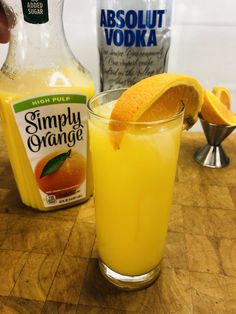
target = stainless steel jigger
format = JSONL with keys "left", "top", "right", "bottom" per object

{"left": 194, "top": 116, "right": 236, "bottom": 168}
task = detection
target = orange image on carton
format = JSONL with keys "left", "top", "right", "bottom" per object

{"left": 34, "top": 149, "right": 86, "bottom": 198}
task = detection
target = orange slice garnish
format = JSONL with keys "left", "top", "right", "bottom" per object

{"left": 109, "top": 73, "right": 203, "bottom": 149}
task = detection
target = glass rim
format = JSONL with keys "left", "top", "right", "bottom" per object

{"left": 88, "top": 88, "right": 185, "bottom": 126}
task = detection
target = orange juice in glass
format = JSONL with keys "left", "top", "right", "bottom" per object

{"left": 88, "top": 88, "right": 184, "bottom": 289}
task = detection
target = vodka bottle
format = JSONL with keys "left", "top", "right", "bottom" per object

{"left": 97, "top": 0, "right": 173, "bottom": 91}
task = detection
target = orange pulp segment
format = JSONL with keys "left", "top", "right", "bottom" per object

{"left": 212, "top": 86, "right": 231, "bottom": 109}
{"left": 201, "top": 89, "right": 236, "bottom": 125}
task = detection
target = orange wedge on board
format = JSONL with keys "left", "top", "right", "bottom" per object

{"left": 212, "top": 86, "right": 231, "bottom": 109}
{"left": 109, "top": 73, "right": 203, "bottom": 149}
{"left": 201, "top": 90, "right": 236, "bottom": 125}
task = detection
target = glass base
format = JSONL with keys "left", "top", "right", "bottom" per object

{"left": 98, "top": 260, "right": 161, "bottom": 290}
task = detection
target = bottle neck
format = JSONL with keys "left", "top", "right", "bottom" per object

{"left": 2, "top": 0, "right": 75, "bottom": 71}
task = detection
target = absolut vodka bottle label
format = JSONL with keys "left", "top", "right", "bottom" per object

{"left": 97, "top": 0, "right": 173, "bottom": 91}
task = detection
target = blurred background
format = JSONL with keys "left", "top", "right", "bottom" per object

{"left": 0, "top": 0, "right": 235, "bottom": 131}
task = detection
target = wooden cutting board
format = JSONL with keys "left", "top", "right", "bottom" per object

{"left": 0, "top": 127, "right": 236, "bottom": 314}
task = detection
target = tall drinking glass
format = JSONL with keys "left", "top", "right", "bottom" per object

{"left": 88, "top": 89, "right": 184, "bottom": 290}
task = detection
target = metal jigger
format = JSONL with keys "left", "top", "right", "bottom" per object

{"left": 194, "top": 115, "right": 236, "bottom": 168}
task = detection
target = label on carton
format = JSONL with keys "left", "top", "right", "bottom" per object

{"left": 21, "top": 0, "right": 49, "bottom": 24}
{"left": 12, "top": 93, "right": 87, "bottom": 208}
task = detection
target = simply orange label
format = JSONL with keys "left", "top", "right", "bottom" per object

{"left": 12, "top": 93, "right": 88, "bottom": 208}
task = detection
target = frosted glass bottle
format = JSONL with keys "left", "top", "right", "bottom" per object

{"left": 97, "top": 0, "right": 173, "bottom": 90}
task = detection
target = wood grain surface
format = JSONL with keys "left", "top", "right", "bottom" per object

{"left": 0, "top": 126, "right": 236, "bottom": 314}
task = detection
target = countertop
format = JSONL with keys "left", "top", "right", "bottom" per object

{"left": 0, "top": 129, "right": 236, "bottom": 314}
